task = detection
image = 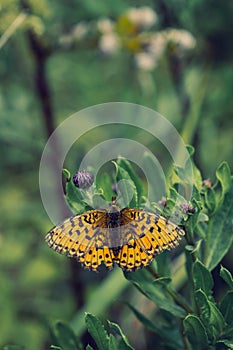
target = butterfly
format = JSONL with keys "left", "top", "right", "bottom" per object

{"left": 45, "top": 202, "right": 185, "bottom": 272}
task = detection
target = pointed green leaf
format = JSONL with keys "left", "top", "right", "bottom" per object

{"left": 216, "top": 161, "right": 231, "bottom": 196}
{"left": 85, "top": 313, "right": 109, "bottom": 350}
{"left": 66, "top": 180, "right": 86, "bottom": 213}
{"left": 86, "top": 346, "right": 94, "bottom": 350}
{"left": 194, "top": 290, "right": 211, "bottom": 335}
{"left": 96, "top": 172, "right": 115, "bottom": 201}
{"left": 208, "top": 301, "right": 225, "bottom": 337}
{"left": 108, "top": 334, "right": 118, "bottom": 350}
{"left": 125, "top": 302, "right": 182, "bottom": 349}
{"left": 62, "top": 168, "right": 71, "bottom": 181}
{"left": 220, "top": 266, "right": 233, "bottom": 289}
{"left": 117, "top": 157, "right": 144, "bottom": 200}
{"left": 124, "top": 270, "right": 186, "bottom": 318}
{"left": 195, "top": 289, "right": 225, "bottom": 341}
{"left": 193, "top": 260, "right": 214, "bottom": 297}
{"left": 113, "top": 161, "right": 138, "bottom": 207}
{"left": 54, "top": 321, "right": 80, "bottom": 350}
{"left": 220, "top": 291, "right": 233, "bottom": 325}
{"left": 108, "top": 321, "right": 135, "bottom": 350}
{"left": 204, "top": 187, "right": 216, "bottom": 214}
{"left": 183, "top": 314, "right": 209, "bottom": 349}
{"left": 204, "top": 179, "right": 233, "bottom": 271}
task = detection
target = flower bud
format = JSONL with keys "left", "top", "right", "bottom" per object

{"left": 202, "top": 179, "right": 212, "bottom": 188}
{"left": 180, "top": 203, "right": 195, "bottom": 214}
{"left": 73, "top": 170, "right": 94, "bottom": 189}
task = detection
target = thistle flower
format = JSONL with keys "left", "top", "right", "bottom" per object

{"left": 180, "top": 203, "right": 195, "bottom": 214}
{"left": 73, "top": 170, "right": 94, "bottom": 189}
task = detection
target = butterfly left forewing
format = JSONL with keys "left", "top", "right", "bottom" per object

{"left": 45, "top": 209, "right": 116, "bottom": 271}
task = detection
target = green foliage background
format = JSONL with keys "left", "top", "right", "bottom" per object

{"left": 0, "top": 1, "right": 232, "bottom": 349}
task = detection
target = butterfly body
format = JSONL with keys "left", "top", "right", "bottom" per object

{"left": 45, "top": 204, "right": 185, "bottom": 272}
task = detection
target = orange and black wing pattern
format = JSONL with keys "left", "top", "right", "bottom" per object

{"left": 45, "top": 206, "right": 185, "bottom": 271}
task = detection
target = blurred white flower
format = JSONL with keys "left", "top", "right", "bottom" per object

{"left": 127, "top": 6, "right": 157, "bottom": 28}
{"left": 147, "top": 33, "right": 166, "bottom": 58}
{"left": 72, "top": 22, "right": 89, "bottom": 40}
{"left": 99, "top": 32, "right": 120, "bottom": 54}
{"left": 135, "top": 52, "right": 156, "bottom": 71}
{"left": 165, "top": 29, "right": 196, "bottom": 50}
{"left": 97, "top": 18, "right": 114, "bottom": 33}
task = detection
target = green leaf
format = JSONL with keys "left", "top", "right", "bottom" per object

{"left": 204, "top": 179, "right": 233, "bottom": 271}
{"left": 62, "top": 168, "right": 71, "bottom": 181}
{"left": 193, "top": 260, "right": 214, "bottom": 297}
{"left": 125, "top": 302, "right": 182, "bottom": 349}
{"left": 113, "top": 161, "right": 138, "bottom": 207}
{"left": 108, "top": 321, "right": 135, "bottom": 350}
{"left": 117, "top": 157, "right": 144, "bottom": 201}
{"left": 96, "top": 172, "right": 115, "bottom": 201}
{"left": 124, "top": 270, "right": 186, "bottom": 318}
{"left": 85, "top": 313, "right": 109, "bottom": 350}
{"left": 195, "top": 289, "right": 211, "bottom": 323}
{"left": 220, "top": 291, "right": 233, "bottom": 325}
{"left": 216, "top": 339, "right": 233, "bottom": 349}
{"left": 183, "top": 314, "right": 209, "bottom": 349}
{"left": 66, "top": 180, "right": 86, "bottom": 213}
{"left": 221, "top": 324, "right": 233, "bottom": 339}
{"left": 174, "top": 147, "right": 202, "bottom": 189}
{"left": 216, "top": 161, "right": 231, "bottom": 197}
{"left": 208, "top": 301, "right": 225, "bottom": 338}
{"left": 186, "top": 144, "right": 195, "bottom": 157}
{"left": 142, "top": 151, "right": 166, "bottom": 202}
{"left": 86, "top": 345, "right": 94, "bottom": 350}
{"left": 53, "top": 321, "right": 80, "bottom": 350}
{"left": 108, "top": 334, "right": 118, "bottom": 350}
{"left": 220, "top": 266, "right": 233, "bottom": 289}
{"left": 204, "top": 187, "right": 216, "bottom": 214}
{"left": 195, "top": 289, "right": 225, "bottom": 342}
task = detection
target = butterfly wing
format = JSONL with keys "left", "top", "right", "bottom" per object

{"left": 113, "top": 208, "right": 185, "bottom": 271}
{"left": 45, "top": 209, "right": 114, "bottom": 271}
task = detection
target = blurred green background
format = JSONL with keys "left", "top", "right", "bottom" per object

{"left": 0, "top": 0, "right": 232, "bottom": 349}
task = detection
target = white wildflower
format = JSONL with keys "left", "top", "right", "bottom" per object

{"left": 166, "top": 29, "right": 196, "bottom": 50}
{"left": 127, "top": 6, "right": 157, "bottom": 28}
{"left": 97, "top": 18, "right": 114, "bottom": 33}
{"left": 147, "top": 33, "right": 166, "bottom": 58}
{"left": 135, "top": 52, "right": 156, "bottom": 71}
{"left": 99, "top": 32, "right": 120, "bottom": 54}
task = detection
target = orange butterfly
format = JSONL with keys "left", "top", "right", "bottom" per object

{"left": 45, "top": 202, "right": 185, "bottom": 271}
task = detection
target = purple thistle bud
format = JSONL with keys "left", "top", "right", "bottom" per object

{"left": 180, "top": 203, "right": 195, "bottom": 214}
{"left": 187, "top": 204, "right": 195, "bottom": 214}
{"left": 73, "top": 170, "right": 94, "bottom": 189}
{"left": 158, "top": 197, "right": 167, "bottom": 207}
{"left": 180, "top": 203, "right": 189, "bottom": 213}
